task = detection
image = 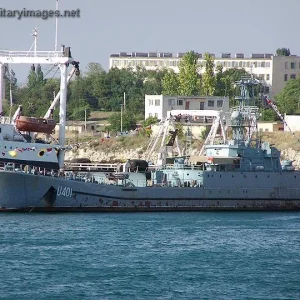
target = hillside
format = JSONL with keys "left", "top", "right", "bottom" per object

{"left": 64, "top": 131, "right": 300, "bottom": 168}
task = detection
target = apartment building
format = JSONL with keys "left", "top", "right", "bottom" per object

{"left": 109, "top": 52, "right": 300, "bottom": 98}
{"left": 145, "top": 95, "right": 229, "bottom": 120}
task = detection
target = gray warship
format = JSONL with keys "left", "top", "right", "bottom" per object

{"left": 0, "top": 72, "right": 300, "bottom": 211}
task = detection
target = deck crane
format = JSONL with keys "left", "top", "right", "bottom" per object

{"left": 264, "top": 95, "right": 300, "bottom": 144}
{"left": 44, "top": 61, "right": 80, "bottom": 119}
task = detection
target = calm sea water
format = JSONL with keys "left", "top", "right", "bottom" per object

{"left": 0, "top": 212, "right": 299, "bottom": 300}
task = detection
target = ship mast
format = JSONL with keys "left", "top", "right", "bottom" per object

{"left": 230, "top": 76, "right": 260, "bottom": 146}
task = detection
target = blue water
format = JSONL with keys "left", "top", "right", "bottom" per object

{"left": 0, "top": 212, "right": 299, "bottom": 300}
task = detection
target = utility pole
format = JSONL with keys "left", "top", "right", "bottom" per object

{"left": 84, "top": 108, "right": 87, "bottom": 133}
{"left": 120, "top": 104, "right": 123, "bottom": 133}
{"left": 123, "top": 92, "right": 126, "bottom": 111}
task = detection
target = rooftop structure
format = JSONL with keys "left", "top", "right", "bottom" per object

{"left": 145, "top": 95, "right": 229, "bottom": 120}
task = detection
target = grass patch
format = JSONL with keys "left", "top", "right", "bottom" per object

{"left": 88, "top": 111, "right": 114, "bottom": 123}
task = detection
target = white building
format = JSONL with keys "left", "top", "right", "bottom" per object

{"left": 109, "top": 52, "right": 300, "bottom": 98}
{"left": 284, "top": 115, "right": 300, "bottom": 131}
{"left": 145, "top": 95, "right": 229, "bottom": 120}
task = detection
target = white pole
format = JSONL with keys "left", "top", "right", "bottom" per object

{"left": 120, "top": 104, "right": 123, "bottom": 132}
{"left": 33, "top": 28, "right": 37, "bottom": 56}
{"left": 123, "top": 92, "right": 126, "bottom": 111}
{"left": 84, "top": 108, "right": 87, "bottom": 133}
{"left": 0, "top": 64, "right": 5, "bottom": 114}
{"left": 55, "top": 0, "right": 58, "bottom": 51}
{"left": 58, "top": 63, "right": 68, "bottom": 168}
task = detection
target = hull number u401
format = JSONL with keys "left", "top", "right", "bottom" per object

{"left": 57, "top": 186, "right": 73, "bottom": 197}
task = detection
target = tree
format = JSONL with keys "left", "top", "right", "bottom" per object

{"left": 143, "top": 69, "right": 167, "bottom": 95}
{"left": 36, "top": 64, "right": 44, "bottom": 85}
{"left": 109, "top": 111, "right": 137, "bottom": 132}
{"left": 178, "top": 51, "right": 201, "bottom": 96}
{"left": 276, "top": 48, "right": 290, "bottom": 56}
{"left": 142, "top": 116, "right": 159, "bottom": 127}
{"left": 202, "top": 52, "right": 215, "bottom": 96}
{"left": 85, "top": 62, "right": 105, "bottom": 76}
{"left": 27, "top": 64, "right": 37, "bottom": 88}
{"left": 4, "top": 66, "right": 18, "bottom": 110}
{"left": 162, "top": 70, "right": 179, "bottom": 95}
{"left": 214, "top": 65, "right": 224, "bottom": 96}
{"left": 275, "top": 77, "right": 300, "bottom": 114}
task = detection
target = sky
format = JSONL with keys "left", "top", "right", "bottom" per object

{"left": 1, "top": 0, "right": 300, "bottom": 83}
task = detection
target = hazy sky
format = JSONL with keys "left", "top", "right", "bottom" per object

{"left": 1, "top": 0, "right": 299, "bottom": 83}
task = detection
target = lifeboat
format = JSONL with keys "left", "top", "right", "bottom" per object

{"left": 15, "top": 116, "right": 56, "bottom": 134}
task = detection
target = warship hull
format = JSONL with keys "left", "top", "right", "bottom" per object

{"left": 1, "top": 171, "right": 300, "bottom": 212}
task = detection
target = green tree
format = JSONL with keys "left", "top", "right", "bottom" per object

{"left": 109, "top": 111, "right": 137, "bottom": 131}
{"left": 162, "top": 69, "right": 179, "bottom": 95}
{"left": 36, "top": 64, "right": 44, "bottom": 85}
{"left": 202, "top": 52, "right": 215, "bottom": 96}
{"left": 142, "top": 116, "right": 159, "bottom": 127}
{"left": 143, "top": 69, "right": 167, "bottom": 95}
{"left": 260, "top": 107, "right": 277, "bottom": 121}
{"left": 27, "top": 65, "right": 37, "bottom": 88}
{"left": 275, "top": 77, "right": 300, "bottom": 114}
{"left": 178, "top": 51, "right": 201, "bottom": 96}
{"left": 214, "top": 65, "right": 224, "bottom": 96}
{"left": 3, "top": 66, "right": 18, "bottom": 113}
{"left": 276, "top": 48, "right": 290, "bottom": 56}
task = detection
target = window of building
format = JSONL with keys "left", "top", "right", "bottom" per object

{"left": 148, "top": 99, "right": 153, "bottom": 106}
{"left": 291, "top": 74, "right": 296, "bottom": 79}
{"left": 284, "top": 74, "right": 288, "bottom": 81}
{"left": 266, "top": 74, "right": 270, "bottom": 80}
{"left": 168, "top": 99, "right": 175, "bottom": 106}
{"left": 261, "top": 61, "right": 265, "bottom": 68}
{"left": 285, "top": 62, "right": 288, "bottom": 69}
{"left": 246, "top": 61, "right": 251, "bottom": 68}
{"left": 177, "top": 99, "right": 183, "bottom": 105}
{"left": 155, "top": 99, "right": 160, "bottom": 106}
{"left": 291, "top": 62, "right": 296, "bottom": 69}
{"left": 217, "top": 100, "right": 223, "bottom": 107}
{"left": 208, "top": 100, "right": 214, "bottom": 107}
{"left": 155, "top": 113, "right": 158, "bottom": 118}
{"left": 266, "top": 62, "right": 270, "bottom": 67}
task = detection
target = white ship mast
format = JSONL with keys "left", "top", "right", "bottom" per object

{"left": 0, "top": 29, "right": 74, "bottom": 168}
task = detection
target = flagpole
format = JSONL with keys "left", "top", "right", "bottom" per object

{"left": 55, "top": 0, "right": 58, "bottom": 51}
